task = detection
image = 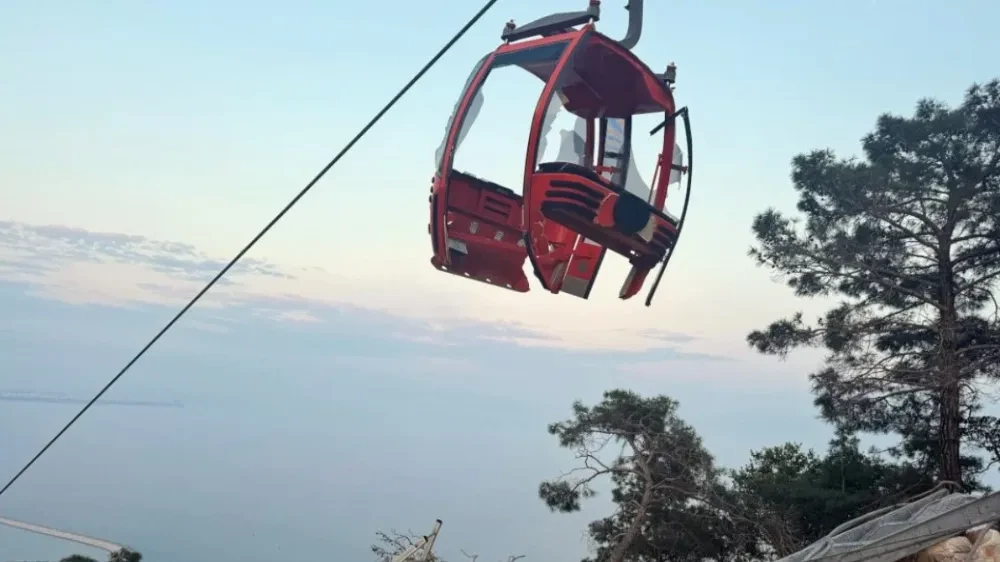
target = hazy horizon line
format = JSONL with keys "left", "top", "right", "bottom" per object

{"left": 0, "top": 391, "right": 183, "bottom": 409}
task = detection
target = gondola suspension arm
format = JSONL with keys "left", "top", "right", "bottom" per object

{"left": 499, "top": 0, "right": 640, "bottom": 46}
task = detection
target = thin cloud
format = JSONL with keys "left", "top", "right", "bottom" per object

{"left": 632, "top": 328, "right": 701, "bottom": 344}
{"left": 0, "top": 220, "right": 718, "bottom": 357}
{"left": 0, "top": 220, "right": 291, "bottom": 284}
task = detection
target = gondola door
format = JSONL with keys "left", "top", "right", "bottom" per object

{"left": 551, "top": 115, "right": 605, "bottom": 299}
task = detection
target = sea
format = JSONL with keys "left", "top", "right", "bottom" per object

{"left": 0, "top": 287, "right": 841, "bottom": 562}
{"left": 0, "top": 389, "right": 601, "bottom": 562}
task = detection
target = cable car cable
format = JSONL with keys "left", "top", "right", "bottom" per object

{"left": 0, "top": 0, "right": 501, "bottom": 500}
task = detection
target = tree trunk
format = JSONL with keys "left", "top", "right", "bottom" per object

{"left": 937, "top": 223, "right": 963, "bottom": 488}
{"left": 939, "top": 380, "right": 963, "bottom": 486}
{"left": 609, "top": 479, "right": 653, "bottom": 562}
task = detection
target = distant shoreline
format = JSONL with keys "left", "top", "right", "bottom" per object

{"left": 0, "top": 516, "right": 125, "bottom": 553}
{"left": 0, "top": 392, "right": 183, "bottom": 408}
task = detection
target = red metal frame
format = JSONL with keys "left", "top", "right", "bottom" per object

{"left": 428, "top": 25, "right": 684, "bottom": 301}
{"left": 429, "top": 53, "right": 496, "bottom": 264}
{"left": 521, "top": 29, "right": 681, "bottom": 300}
{"left": 519, "top": 28, "right": 592, "bottom": 294}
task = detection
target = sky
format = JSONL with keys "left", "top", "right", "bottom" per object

{"left": 0, "top": 0, "right": 998, "bottom": 561}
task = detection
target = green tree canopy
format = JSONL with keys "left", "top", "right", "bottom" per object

{"left": 538, "top": 390, "right": 758, "bottom": 562}
{"left": 108, "top": 548, "right": 142, "bottom": 562}
{"left": 60, "top": 556, "right": 99, "bottom": 562}
{"left": 535, "top": 392, "right": 962, "bottom": 562}
{"left": 730, "top": 433, "right": 932, "bottom": 556}
{"left": 747, "top": 78, "right": 1000, "bottom": 487}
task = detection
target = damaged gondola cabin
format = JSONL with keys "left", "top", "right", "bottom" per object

{"left": 428, "top": 0, "right": 692, "bottom": 306}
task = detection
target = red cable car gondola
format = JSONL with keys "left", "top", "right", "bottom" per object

{"left": 428, "top": 0, "right": 692, "bottom": 306}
